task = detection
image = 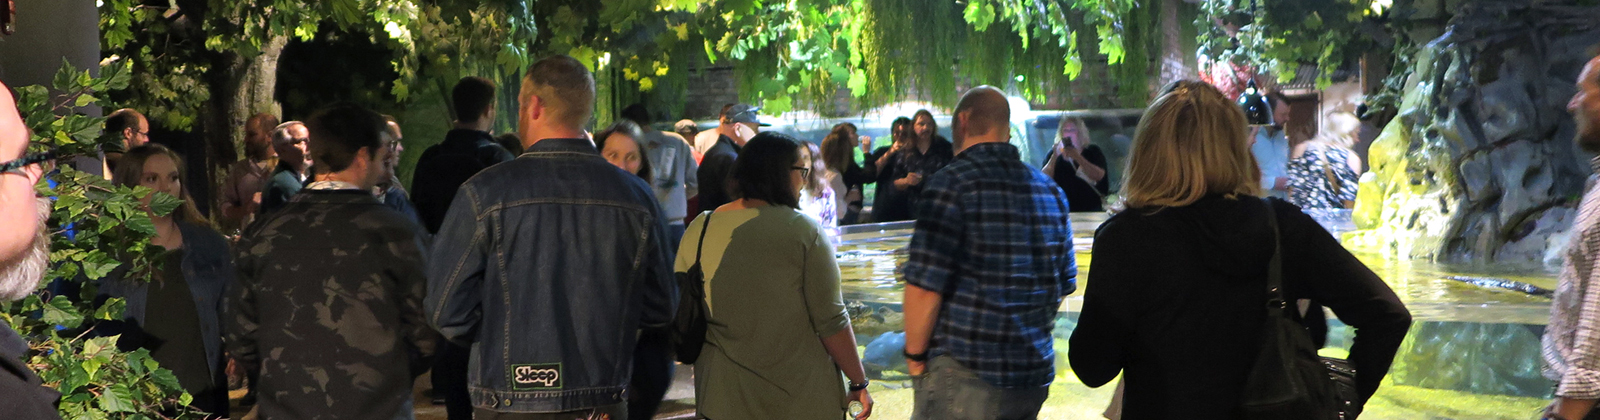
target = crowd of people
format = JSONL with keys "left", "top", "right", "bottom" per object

{"left": 1249, "top": 91, "right": 1364, "bottom": 210}
{"left": 9, "top": 52, "right": 1600, "bottom": 420}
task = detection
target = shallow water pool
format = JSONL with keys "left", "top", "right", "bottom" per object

{"left": 834, "top": 215, "right": 1553, "bottom": 419}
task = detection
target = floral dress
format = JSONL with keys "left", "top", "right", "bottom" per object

{"left": 1287, "top": 143, "right": 1360, "bottom": 209}
{"left": 798, "top": 186, "right": 838, "bottom": 229}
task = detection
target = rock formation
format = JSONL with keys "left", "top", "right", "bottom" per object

{"left": 1350, "top": 1, "right": 1600, "bottom": 266}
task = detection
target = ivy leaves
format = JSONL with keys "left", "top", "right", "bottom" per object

{"left": 1197, "top": 0, "right": 1386, "bottom": 89}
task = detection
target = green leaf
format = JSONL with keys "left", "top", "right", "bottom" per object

{"left": 149, "top": 367, "right": 182, "bottom": 393}
{"left": 97, "top": 59, "right": 132, "bottom": 91}
{"left": 40, "top": 295, "right": 83, "bottom": 328}
{"left": 80, "top": 251, "right": 121, "bottom": 280}
{"left": 93, "top": 298, "right": 126, "bottom": 321}
{"left": 964, "top": 1, "right": 996, "bottom": 32}
{"left": 147, "top": 192, "right": 182, "bottom": 218}
{"left": 73, "top": 94, "right": 99, "bottom": 108}
{"left": 52, "top": 58, "right": 79, "bottom": 92}
{"left": 124, "top": 348, "right": 152, "bottom": 376}
{"left": 98, "top": 383, "right": 138, "bottom": 413}
{"left": 124, "top": 216, "right": 156, "bottom": 236}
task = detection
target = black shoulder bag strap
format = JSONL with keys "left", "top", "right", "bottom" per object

{"left": 693, "top": 211, "right": 715, "bottom": 271}
{"left": 1263, "top": 197, "right": 1285, "bottom": 317}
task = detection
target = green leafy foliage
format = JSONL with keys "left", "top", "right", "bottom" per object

{"left": 3, "top": 61, "right": 205, "bottom": 419}
{"left": 524, "top": 0, "right": 1140, "bottom": 115}
{"left": 1197, "top": 0, "right": 1387, "bottom": 89}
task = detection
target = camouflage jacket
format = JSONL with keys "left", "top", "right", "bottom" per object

{"left": 226, "top": 189, "right": 440, "bottom": 420}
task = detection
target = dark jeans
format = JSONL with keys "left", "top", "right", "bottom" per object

{"left": 666, "top": 222, "right": 686, "bottom": 253}
{"left": 433, "top": 341, "right": 472, "bottom": 420}
{"left": 628, "top": 222, "right": 683, "bottom": 420}
{"left": 911, "top": 356, "right": 1049, "bottom": 420}
{"left": 474, "top": 402, "right": 627, "bottom": 420}
{"left": 628, "top": 328, "right": 675, "bottom": 419}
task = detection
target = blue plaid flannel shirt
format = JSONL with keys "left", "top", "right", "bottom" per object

{"left": 904, "top": 142, "right": 1078, "bottom": 388}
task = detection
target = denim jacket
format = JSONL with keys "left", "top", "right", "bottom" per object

{"left": 426, "top": 138, "right": 677, "bottom": 413}
{"left": 97, "top": 222, "right": 235, "bottom": 379}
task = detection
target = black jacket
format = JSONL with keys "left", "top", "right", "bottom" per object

{"left": 412, "top": 129, "right": 515, "bottom": 233}
{"left": 695, "top": 135, "right": 740, "bottom": 213}
{"left": 1069, "top": 196, "right": 1411, "bottom": 420}
{"left": 0, "top": 324, "right": 61, "bottom": 420}
{"left": 1043, "top": 145, "right": 1111, "bottom": 212}
{"left": 227, "top": 189, "right": 440, "bottom": 420}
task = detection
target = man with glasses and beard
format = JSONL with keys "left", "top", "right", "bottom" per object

{"left": 0, "top": 80, "right": 63, "bottom": 419}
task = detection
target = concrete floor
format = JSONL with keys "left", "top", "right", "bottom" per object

{"left": 228, "top": 364, "right": 699, "bottom": 420}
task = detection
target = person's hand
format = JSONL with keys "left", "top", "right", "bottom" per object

{"left": 859, "top": 136, "right": 872, "bottom": 155}
{"left": 906, "top": 172, "right": 923, "bottom": 186}
{"left": 907, "top": 359, "right": 926, "bottom": 376}
{"left": 1273, "top": 176, "right": 1289, "bottom": 191}
{"left": 1549, "top": 397, "right": 1598, "bottom": 420}
{"left": 1060, "top": 141, "right": 1084, "bottom": 161}
{"left": 849, "top": 388, "right": 874, "bottom": 420}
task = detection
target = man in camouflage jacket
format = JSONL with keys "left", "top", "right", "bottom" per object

{"left": 226, "top": 103, "right": 439, "bottom": 420}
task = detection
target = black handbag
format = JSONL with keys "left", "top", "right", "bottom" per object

{"left": 1240, "top": 198, "right": 1362, "bottom": 420}
{"left": 670, "top": 211, "right": 714, "bottom": 364}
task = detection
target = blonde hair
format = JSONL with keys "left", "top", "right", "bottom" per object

{"left": 1059, "top": 115, "right": 1091, "bottom": 144}
{"left": 1317, "top": 112, "right": 1360, "bottom": 148}
{"left": 1121, "top": 80, "right": 1262, "bottom": 210}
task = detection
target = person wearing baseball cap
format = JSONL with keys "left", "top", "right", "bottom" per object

{"left": 695, "top": 103, "right": 767, "bottom": 213}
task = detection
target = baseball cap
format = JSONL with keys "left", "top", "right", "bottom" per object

{"left": 674, "top": 119, "right": 698, "bottom": 132}
{"left": 721, "top": 104, "right": 770, "bottom": 127}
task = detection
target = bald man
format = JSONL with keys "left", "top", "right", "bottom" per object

{"left": 902, "top": 87, "right": 1075, "bottom": 420}
{"left": 1544, "top": 54, "right": 1600, "bottom": 420}
{"left": 257, "top": 121, "right": 311, "bottom": 216}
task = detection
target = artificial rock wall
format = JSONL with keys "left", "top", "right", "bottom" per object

{"left": 1350, "top": 1, "right": 1600, "bottom": 266}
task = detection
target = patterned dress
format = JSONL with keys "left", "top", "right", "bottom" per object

{"left": 1287, "top": 144, "right": 1360, "bottom": 209}
{"left": 799, "top": 186, "right": 838, "bottom": 229}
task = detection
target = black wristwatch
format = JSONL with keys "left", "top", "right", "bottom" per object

{"left": 904, "top": 350, "right": 928, "bottom": 362}
{"left": 848, "top": 380, "right": 870, "bottom": 392}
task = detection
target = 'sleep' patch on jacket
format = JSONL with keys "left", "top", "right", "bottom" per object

{"left": 513, "top": 363, "right": 562, "bottom": 390}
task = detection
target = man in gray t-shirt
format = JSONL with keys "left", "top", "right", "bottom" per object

{"left": 621, "top": 104, "right": 698, "bottom": 244}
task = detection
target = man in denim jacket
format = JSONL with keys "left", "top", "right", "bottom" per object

{"left": 426, "top": 55, "right": 677, "bottom": 420}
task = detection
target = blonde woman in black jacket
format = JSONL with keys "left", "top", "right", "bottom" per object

{"left": 1068, "top": 80, "right": 1412, "bottom": 419}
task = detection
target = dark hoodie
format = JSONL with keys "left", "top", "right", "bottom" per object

{"left": 1068, "top": 195, "right": 1410, "bottom": 420}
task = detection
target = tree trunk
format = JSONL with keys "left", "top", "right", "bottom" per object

{"left": 199, "top": 34, "right": 287, "bottom": 217}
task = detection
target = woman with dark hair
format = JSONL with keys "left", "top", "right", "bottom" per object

{"left": 597, "top": 119, "right": 677, "bottom": 419}
{"left": 797, "top": 140, "right": 836, "bottom": 228}
{"left": 596, "top": 120, "right": 653, "bottom": 182}
{"left": 820, "top": 122, "right": 873, "bottom": 225}
{"left": 680, "top": 132, "right": 873, "bottom": 420}
{"left": 100, "top": 144, "right": 235, "bottom": 418}
{"left": 864, "top": 117, "right": 913, "bottom": 222}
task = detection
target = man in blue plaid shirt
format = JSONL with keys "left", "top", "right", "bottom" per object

{"left": 902, "top": 86, "right": 1078, "bottom": 420}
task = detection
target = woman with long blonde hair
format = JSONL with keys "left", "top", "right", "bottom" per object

{"left": 1287, "top": 112, "right": 1363, "bottom": 209}
{"left": 1042, "top": 115, "right": 1111, "bottom": 212}
{"left": 1068, "top": 80, "right": 1410, "bottom": 419}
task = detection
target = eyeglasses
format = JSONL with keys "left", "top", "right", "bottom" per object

{"left": 791, "top": 166, "right": 810, "bottom": 178}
